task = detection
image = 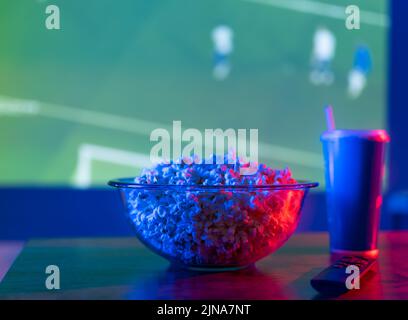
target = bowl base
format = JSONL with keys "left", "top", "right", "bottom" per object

{"left": 175, "top": 263, "right": 253, "bottom": 272}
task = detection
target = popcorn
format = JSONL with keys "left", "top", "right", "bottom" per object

{"left": 126, "top": 156, "right": 304, "bottom": 267}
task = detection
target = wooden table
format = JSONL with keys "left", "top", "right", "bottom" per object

{"left": 0, "top": 232, "right": 407, "bottom": 300}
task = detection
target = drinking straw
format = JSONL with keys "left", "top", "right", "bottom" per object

{"left": 325, "top": 105, "right": 336, "bottom": 131}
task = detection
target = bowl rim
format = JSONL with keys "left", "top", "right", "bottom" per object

{"left": 108, "top": 177, "right": 319, "bottom": 191}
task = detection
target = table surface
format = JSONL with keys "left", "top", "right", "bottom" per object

{"left": 0, "top": 232, "right": 407, "bottom": 300}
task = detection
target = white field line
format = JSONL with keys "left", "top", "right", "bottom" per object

{"left": 73, "top": 144, "right": 152, "bottom": 187}
{"left": 243, "top": 0, "right": 389, "bottom": 27}
{"left": 0, "top": 98, "right": 40, "bottom": 115}
{"left": 0, "top": 95, "right": 322, "bottom": 169}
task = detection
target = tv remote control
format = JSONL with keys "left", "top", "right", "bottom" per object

{"left": 310, "top": 255, "right": 376, "bottom": 295}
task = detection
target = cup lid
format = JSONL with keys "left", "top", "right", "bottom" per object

{"left": 321, "top": 129, "right": 390, "bottom": 142}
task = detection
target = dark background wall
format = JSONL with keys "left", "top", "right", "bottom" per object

{"left": 385, "top": 0, "right": 408, "bottom": 228}
{"left": 388, "top": 0, "right": 408, "bottom": 193}
{"left": 0, "top": 188, "right": 400, "bottom": 240}
{"left": 0, "top": 187, "right": 329, "bottom": 240}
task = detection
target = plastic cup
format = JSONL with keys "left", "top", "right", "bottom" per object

{"left": 321, "top": 129, "right": 390, "bottom": 257}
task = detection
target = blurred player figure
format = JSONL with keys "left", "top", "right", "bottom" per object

{"left": 348, "top": 45, "right": 372, "bottom": 99}
{"left": 211, "top": 25, "right": 234, "bottom": 80}
{"left": 310, "top": 26, "right": 336, "bottom": 85}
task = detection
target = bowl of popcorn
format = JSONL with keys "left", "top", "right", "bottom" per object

{"left": 109, "top": 156, "right": 318, "bottom": 270}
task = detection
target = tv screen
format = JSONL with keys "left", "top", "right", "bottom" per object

{"left": 0, "top": 0, "right": 388, "bottom": 187}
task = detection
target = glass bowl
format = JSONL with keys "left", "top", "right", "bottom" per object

{"left": 109, "top": 178, "right": 318, "bottom": 270}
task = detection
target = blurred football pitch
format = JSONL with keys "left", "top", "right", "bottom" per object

{"left": 0, "top": 0, "right": 388, "bottom": 187}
